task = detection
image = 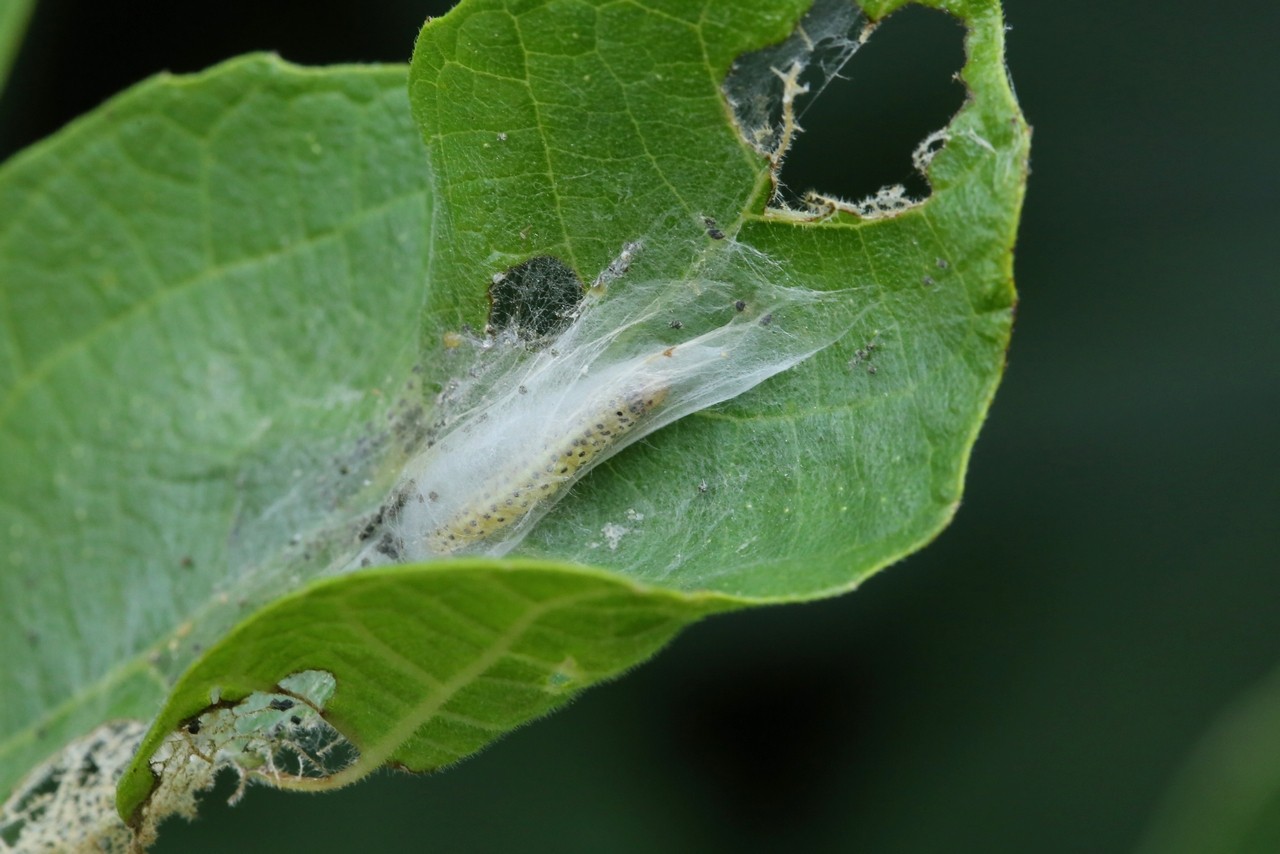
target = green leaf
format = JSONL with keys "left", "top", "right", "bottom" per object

{"left": 0, "top": 0, "right": 1027, "bottom": 845}
{"left": 0, "top": 0, "right": 34, "bottom": 92}
{"left": 0, "top": 53, "right": 433, "bottom": 814}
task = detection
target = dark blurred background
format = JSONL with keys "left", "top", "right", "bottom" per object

{"left": 3, "top": 1, "right": 1277, "bottom": 851}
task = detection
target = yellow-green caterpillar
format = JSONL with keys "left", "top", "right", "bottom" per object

{"left": 424, "top": 385, "right": 668, "bottom": 554}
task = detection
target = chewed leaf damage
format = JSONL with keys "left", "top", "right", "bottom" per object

{"left": 4, "top": 673, "right": 350, "bottom": 850}
{"left": 487, "top": 255, "right": 583, "bottom": 340}
{"left": 124, "top": 671, "right": 348, "bottom": 844}
{"left": 1, "top": 721, "right": 147, "bottom": 852}
{"left": 726, "top": 0, "right": 965, "bottom": 221}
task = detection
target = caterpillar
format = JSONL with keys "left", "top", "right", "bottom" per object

{"left": 422, "top": 384, "right": 668, "bottom": 554}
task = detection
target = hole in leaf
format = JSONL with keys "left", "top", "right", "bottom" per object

{"left": 780, "top": 4, "right": 967, "bottom": 207}
{"left": 487, "top": 256, "right": 584, "bottom": 340}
